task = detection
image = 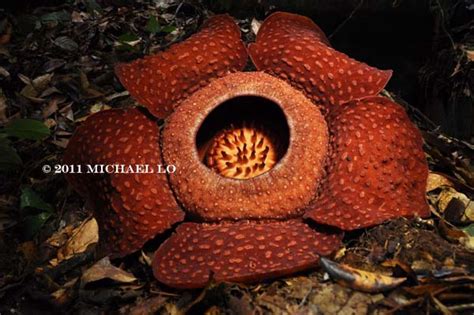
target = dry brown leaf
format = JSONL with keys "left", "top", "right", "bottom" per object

{"left": 32, "top": 74, "right": 53, "bottom": 91}
{"left": 431, "top": 295, "right": 453, "bottom": 315}
{"left": 334, "top": 246, "right": 347, "bottom": 260}
{"left": 49, "top": 218, "right": 98, "bottom": 266}
{"left": 320, "top": 258, "right": 406, "bottom": 293}
{"left": 42, "top": 98, "right": 59, "bottom": 118}
{"left": 44, "top": 118, "right": 57, "bottom": 128}
{"left": 81, "top": 256, "right": 137, "bottom": 287}
{"left": 59, "top": 102, "right": 74, "bottom": 121}
{"left": 411, "top": 259, "right": 436, "bottom": 274}
{"left": 71, "top": 11, "right": 85, "bottom": 23}
{"left": 90, "top": 102, "right": 111, "bottom": 114}
{"left": 437, "top": 187, "right": 473, "bottom": 222}
{"left": 426, "top": 172, "right": 454, "bottom": 192}
{"left": 75, "top": 103, "right": 111, "bottom": 122}
{"left": 105, "top": 90, "right": 129, "bottom": 101}
{"left": 19, "top": 73, "right": 53, "bottom": 102}
{"left": 46, "top": 224, "right": 75, "bottom": 248}
{"left": 251, "top": 18, "right": 261, "bottom": 36}
{"left": 466, "top": 49, "right": 474, "bottom": 62}
{"left": 79, "top": 70, "right": 90, "bottom": 90}
{"left": 20, "top": 85, "right": 43, "bottom": 101}
{"left": 39, "top": 86, "right": 61, "bottom": 98}
{"left": 51, "top": 277, "right": 78, "bottom": 305}
{"left": 140, "top": 250, "right": 153, "bottom": 266}
{"left": 0, "top": 65, "right": 10, "bottom": 78}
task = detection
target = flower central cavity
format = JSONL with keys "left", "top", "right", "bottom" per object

{"left": 195, "top": 95, "right": 290, "bottom": 180}
{"left": 205, "top": 126, "right": 277, "bottom": 179}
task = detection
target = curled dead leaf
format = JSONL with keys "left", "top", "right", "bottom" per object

{"left": 320, "top": 257, "right": 406, "bottom": 293}
{"left": 49, "top": 218, "right": 98, "bottom": 266}
{"left": 19, "top": 73, "right": 54, "bottom": 102}
{"left": 81, "top": 256, "right": 137, "bottom": 287}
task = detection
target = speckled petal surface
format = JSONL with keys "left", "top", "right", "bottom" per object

{"left": 249, "top": 12, "right": 392, "bottom": 112}
{"left": 253, "top": 11, "right": 330, "bottom": 46}
{"left": 153, "top": 220, "right": 342, "bottom": 289}
{"left": 115, "top": 14, "right": 248, "bottom": 119}
{"left": 305, "top": 97, "right": 430, "bottom": 230}
{"left": 63, "top": 109, "right": 184, "bottom": 257}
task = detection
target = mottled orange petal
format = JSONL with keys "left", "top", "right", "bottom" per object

{"left": 254, "top": 11, "right": 330, "bottom": 46}
{"left": 63, "top": 109, "right": 184, "bottom": 257}
{"left": 153, "top": 220, "right": 342, "bottom": 289}
{"left": 305, "top": 97, "right": 430, "bottom": 230}
{"left": 249, "top": 12, "right": 392, "bottom": 113}
{"left": 115, "top": 14, "right": 248, "bottom": 119}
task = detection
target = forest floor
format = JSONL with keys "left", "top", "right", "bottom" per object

{"left": 0, "top": 1, "right": 473, "bottom": 314}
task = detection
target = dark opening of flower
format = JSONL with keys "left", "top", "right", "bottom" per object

{"left": 63, "top": 12, "right": 430, "bottom": 289}
{"left": 197, "top": 96, "right": 290, "bottom": 180}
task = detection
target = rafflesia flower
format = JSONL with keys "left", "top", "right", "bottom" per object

{"left": 63, "top": 12, "right": 430, "bottom": 289}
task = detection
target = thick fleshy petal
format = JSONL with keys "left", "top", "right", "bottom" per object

{"left": 152, "top": 220, "right": 342, "bottom": 289}
{"left": 248, "top": 12, "right": 392, "bottom": 113}
{"left": 305, "top": 97, "right": 430, "bottom": 230}
{"left": 253, "top": 11, "right": 330, "bottom": 46}
{"left": 115, "top": 14, "right": 248, "bottom": 119}
{"left": 63, "top": 109, "right": 184, "bottom": 257}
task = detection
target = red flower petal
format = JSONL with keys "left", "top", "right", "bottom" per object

{"left": 153, "top": 220, "right": 342, "bottom": 289}
{"left": 63, "top": 109, "right": 184, "bottom": 257}
{"left": 249, "top": 12, "right": 392, "bottom": 113}
{"left": 253, "top": 11, "right": 330, "bottom": 46}
{"left": 305, "top": 97, "right": 430, "bottom": 230}
{"left": 115, "top": 14, "right": 248, "bottom": 119}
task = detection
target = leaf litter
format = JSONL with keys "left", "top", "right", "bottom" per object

{"left": 0, "top": 1, "right": 472, "bottom": 314}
